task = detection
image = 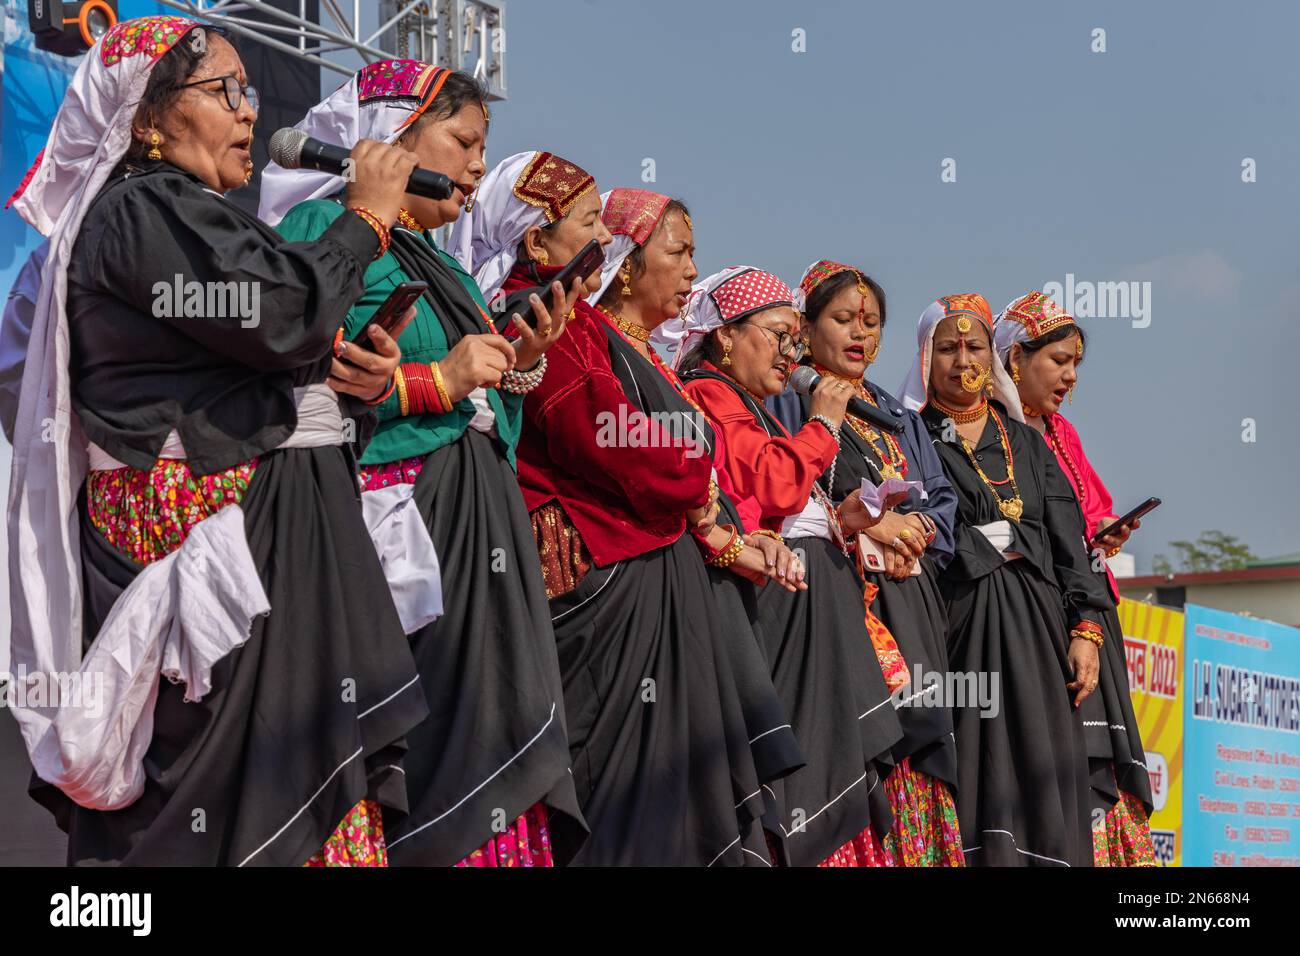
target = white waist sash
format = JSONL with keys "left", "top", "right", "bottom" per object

{"left": 975, "top": 519, "right": 1024, "bottom": 561}
{"left": 87, "top": 383, "right": 344, "bottom": 471}
{"left": 27, "top": 384, "right": 438, "bottom": 810}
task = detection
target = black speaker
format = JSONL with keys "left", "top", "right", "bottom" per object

{"left": 28, "top": 0, "right": 118, "bottom": 57}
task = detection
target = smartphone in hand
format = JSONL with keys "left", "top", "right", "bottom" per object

{"left": 354, "top": 281, "right": 428, "bottom": 351}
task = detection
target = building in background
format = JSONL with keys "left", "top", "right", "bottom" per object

{"left": 1118, "top": 553, "right": 1300, "bottom": 629}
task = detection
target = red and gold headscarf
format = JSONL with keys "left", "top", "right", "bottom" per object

{"left": 993, "top": 290, "right": 1079, "bottom": 366}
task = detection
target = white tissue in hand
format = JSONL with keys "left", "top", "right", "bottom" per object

{"left": 858, "top": 477, "right": 928, "bottom": 518}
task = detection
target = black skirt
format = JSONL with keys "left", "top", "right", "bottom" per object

{"left": 1083, "top": 605, "right": 1153, "bottom": 813}
{"left": 866, "top": 557, "right": 959, "bottom": 789}
{"left": 706, "top": 566, "right": 807, "bottom": 841}
{"left": 551, "top": 533, "right": 779, "bottom": 866}
{"left": 943, "top": 559, "right": 1093, "bottom": 867}
{"left": 382, "top": 428, "right": 584, "bottom": 866}
{"left": 756, "top": 536, "right": 903, "bottom": 866}
{"left": 36, "top": 446, "right": 430, "bottom": 866}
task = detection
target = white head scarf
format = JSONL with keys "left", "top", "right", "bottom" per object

{"left": 992, "top": 290, "right": 1078, "bottom": 366}
{"left": 5, "top": 15, "right": 198, "bottom": 755}
{"left": 447, "top": 150, "right": 597, "bottom": 304}
{"left": 898, "top": 294, "right": 1023, "bottom": 421}
{"left": 652, "top": 265, "right": 794, "bottom": 370}
{"left": 257, "top": 58, "right": 455, "bottom": 227}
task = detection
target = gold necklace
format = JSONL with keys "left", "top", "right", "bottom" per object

{"left": 595, "top": 304, "right": 651, "bottom": 343}
{"left": 813, "top": 364, "right": 907, "bottom": 479}
{"left": 396, "top": 208, "right": 425, "bottom": 232}
{"left": 957, "top": 407, "right": 1024, "bottom": 522}
{"left": 929, "top": 395, "right": 988, "bottom": 425}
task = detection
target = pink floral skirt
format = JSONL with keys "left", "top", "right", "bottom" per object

{"left": 455, "top": 803, "right": 554, "bottom": 867}
{"left": 1093, "top": 789, "right": 1158, "bottom": 867}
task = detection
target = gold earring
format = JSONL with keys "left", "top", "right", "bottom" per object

{"left": 1011, "top": 361, "right": 1020, "bottom": 384}
{"left": 148, "top": 130, "right": 162, "bottom": 161}
{"left": 1068, "top": 382, "right": 1076, "bottom": 404}
{"left": 536, "top": 248, "right": 550, "bottom": 267}
{"left": 464, "top": 188, "right": 476, "bottom": 212}
{"left": 721, "top": 338, "right": 732, "bottom": 367}
{"left": 620, "top": 267, "right": 632, "bottom": 297}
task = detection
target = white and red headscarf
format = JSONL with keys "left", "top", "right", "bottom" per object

{"left": 898, "top": 293, "right": 1023, "bottom": 420}
{"left": 5, "top": 15, "right": 198, "bottom": 754}
{"left": 653, "top": 265, "right": 794, "bottom": 369}
{"left": 258, "top": 58, "right": 455, "bottom": 226}
{"left": 992, "top": 290, "right": 1079, "bottom": 366}
{"left": 447, "top": 150, "right": 597, "bottom": 303}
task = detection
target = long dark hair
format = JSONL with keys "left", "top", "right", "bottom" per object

{"left": 125, "top": 25, "right": 232, "bottom": 162}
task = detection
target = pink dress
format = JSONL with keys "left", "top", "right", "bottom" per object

{"left": 1041, "top": 414, "right": 1119, "bottom": 601}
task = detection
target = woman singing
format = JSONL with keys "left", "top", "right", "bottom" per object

{"left": 8, "top": 18, "right": 428, "bottom": 865}
{"left": 452, "top": 162, "right": 796, "bottom": 865}
{"left": 899, "top": 293, "right": 1112, "bottom": 866}
{"left": 994, "top": 290, "right": 1155, "bottom": 866}
{"left": 791, "top": 260, "right": 964, "bottom": 865}
{"left": 264, "top": 65, "right": 584, "bottom": 866}
{"left": 672, "top": 266, "right": 906, "bottom": 867}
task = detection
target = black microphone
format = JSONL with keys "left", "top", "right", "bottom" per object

{"left": 789, "top": 366, "right": 906, "bottom": 434}
{"left": 269, "top": 127, "right": 455, "bottom": 201}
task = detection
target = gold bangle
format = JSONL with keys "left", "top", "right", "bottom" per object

{"left": 1070, "top": 627, "right": 1105, "bottom": 648}
{"left": 708, "top": 528, "right": 745, "bottom": 568}
{"left": 749, "top": 528, "right": 784, "bottom": 544}
{"left": 395, "top": 366, "right": 409, "bottom": 417}
{"left": 430, "top": 360, "right": 453, "bottom": 411}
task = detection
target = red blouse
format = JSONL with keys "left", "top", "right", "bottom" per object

{"left": 504, "top": 272, "right": 712, "bottom": 566}
{"left": 683, "top": 362, "right": 840, "bottom": 534}
{"left": 1042, "top": 412, "right": 1120, "bottom": 600}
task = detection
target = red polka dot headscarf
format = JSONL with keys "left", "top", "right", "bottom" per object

{"left": 654, "top": 266, "right": 794, "bottom": 369}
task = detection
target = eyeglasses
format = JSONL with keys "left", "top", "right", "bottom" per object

{"left": 746, "top": 322, "right": 805, "bottom": 360}
{"left": 177, "top": 75, "right": 260, "bottom": 113}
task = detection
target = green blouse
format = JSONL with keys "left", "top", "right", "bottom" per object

{"left": 275, "top": 199, "right": 524, "bottom": 467}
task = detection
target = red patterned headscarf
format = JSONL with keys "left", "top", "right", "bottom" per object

{"left": 653, "top": 266, "right": 794, "bottom": 369}
{"left": 446, "top": 150, "right": 598, "bottom": 301}
{"left": 993, "top": 290, "right": 1079, "bottom": 366}
{"left": 791, "top": 259, "right": 870, "bottom": 314}
{"left": 259, "top": 58, "right": 460, "bottom": 225}
{"left": 591, "top": 188, "right": 675, "bottom": 303}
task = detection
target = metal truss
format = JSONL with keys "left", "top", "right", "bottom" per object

{"left": 154, "top": 0, "right": 507, "bottom": 98}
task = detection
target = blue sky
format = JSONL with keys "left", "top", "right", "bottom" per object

{"left": 1, "top": 0, "right": 1297, "bottom": 606}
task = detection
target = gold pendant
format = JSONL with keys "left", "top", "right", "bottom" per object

{"left": 999, "top": 496, "right": 1024, "bottom": 522}
{"left": 956, "top": 316, "right": 971, "bottom": 333}
{"left": 880, "top": 464, "right": 900, "bottom": 480}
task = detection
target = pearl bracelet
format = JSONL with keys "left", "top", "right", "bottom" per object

{"left": 500, "top": 354, "right": 547, "bottom": 394}
{"left": 810, "top": 414, "right": 840, "bottom": 442}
